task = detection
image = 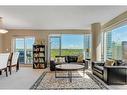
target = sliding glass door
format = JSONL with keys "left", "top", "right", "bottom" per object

{"left": 15, "top": 38, "right": 25, "bottom": 64}
{"left": 13, "top": 37, "right": 35, "bottom": 64}
{"left": 25, "top": 38, "right": 35, "bottom": 64}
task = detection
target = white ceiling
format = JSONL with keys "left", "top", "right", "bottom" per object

{"left": 0, "top": 6, "right": 127, "bottom": 30}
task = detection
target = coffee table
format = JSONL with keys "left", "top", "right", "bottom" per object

{"left": 55, "top": 64, "right": 85, "bottom": 82}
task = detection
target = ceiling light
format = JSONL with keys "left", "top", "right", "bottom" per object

{"left": 0, "top": 17, "right": 8, "bottom": 34}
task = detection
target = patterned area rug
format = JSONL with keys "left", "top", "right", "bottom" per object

{"left": 30, "top": 71, "right": 108, "bottom": 90}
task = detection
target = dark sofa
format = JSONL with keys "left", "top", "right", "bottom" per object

{"left": 50, "top": 56, "right": 88, "bottom": 71}
{"left": 92, "top": 60, "right": 127, "bottom": 85}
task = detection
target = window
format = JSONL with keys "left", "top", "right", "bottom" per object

{"left": 84, "top": 34, "right": 92, "bottom": 59}
{"left": 105, "top": 25, "right": 127, "bottom": 60}
{"left": 61, "top": 34, "right": 84, "bottom": 56}
{"left": 50, "top": 34, "right": 91, "bottom": 60}
{"left": 13, "top": 37, "right": 35, "bottom": 64}
{"left": 50, "top": 36, "right": 61, "bottom": 60}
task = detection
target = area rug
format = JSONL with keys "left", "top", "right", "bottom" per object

{"left": 30, "top": 71, "right": 108, "bottom": 90}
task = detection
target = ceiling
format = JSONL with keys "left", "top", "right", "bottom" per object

{"left": 0, "top": 6, "right": 127, "bottom": 30}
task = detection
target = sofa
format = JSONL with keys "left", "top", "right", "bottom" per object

{"left": 92, "top": 60, "right": 127, "bottom": 85}
{"left": 50, "top": 56, "right": 88, "bottom": 71}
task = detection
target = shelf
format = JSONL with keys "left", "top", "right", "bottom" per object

{"left": 33, "top": 45, "right": 46, "bottom": 69}
{"left": 34, "top": 62, "right": 45, "bottom": 63}
{"left": 33, "top": 63, "right": 45, "bottom": 69}
{"left": 33, "top": 51, "right": 45, "bottom": 53}
{"left": 34, "top": 57, "right": 45, "bottom": 58}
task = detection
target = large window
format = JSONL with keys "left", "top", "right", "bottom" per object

{"left": 105, "top": 25, "right": 127, "bottom": 60}
{"left": 84, "top": 34, "right": 92, "bottom": 59}
{"left": 61, "top": 34, "right": 84, "bottom": 56}
{"left": 13, "top": 37, "right": 35, "bottom": 64}
{"left": 50, "top": 36, "right": 61, "bottom": 60}
{"left": 50, "top": 34, "right": 91, "bottom": 60}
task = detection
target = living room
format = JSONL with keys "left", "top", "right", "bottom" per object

{"left": 0, "top": 5, "right": 127, "bottom": 93}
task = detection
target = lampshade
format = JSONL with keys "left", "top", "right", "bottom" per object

{"left": 0, "top": 17, "right": 8, "bottom": 34}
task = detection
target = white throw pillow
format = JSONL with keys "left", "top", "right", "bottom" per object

{"left": 55, "top": 57, "right": 65, "bottom": 63}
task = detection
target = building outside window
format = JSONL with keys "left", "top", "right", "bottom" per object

{"left": 106, "top": 31, "right": 113, "bottom": 59}
{"left": 105, "top": 25, "right": 127, "bottom": 61}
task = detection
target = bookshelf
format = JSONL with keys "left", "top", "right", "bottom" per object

{"left": 33, "top": 45, "right": 47, "bottom": 69}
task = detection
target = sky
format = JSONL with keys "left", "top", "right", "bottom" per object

{"left": 61, "top": 35, "right": 84, "bottom": 49}
{"left": 16, "top": 37, "right": 35, "bottom": 49}
{"left": 51, "top": 34, "right": 90, "bottom": 49}
{"left": 112, "top": 25, "right": 127, "bottom": 42}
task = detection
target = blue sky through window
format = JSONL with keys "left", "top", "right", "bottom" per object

{"left": 16, "top": 38, "right": 24, "bottom": 49}
{"left": 61, "top": 34, "right": 84, "bottom": 49}
{"left": 15, "top": 37, "right": 35, "bottom": 49}
{"left": 51, "top": 37, "right": 60, "bottom": 49}
{"left": 51, "top": 34, "right": 84, "bottom": 49}
{"left": 112, "top": 25, "right": 127, "bottom": 42}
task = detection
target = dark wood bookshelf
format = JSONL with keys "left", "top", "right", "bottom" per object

{"left": 33, "top": 45, "right": 47, "bottom": 69}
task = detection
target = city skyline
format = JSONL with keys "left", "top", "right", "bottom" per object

{"left": 106, "top": 24, "right": 127, "bottom": 59}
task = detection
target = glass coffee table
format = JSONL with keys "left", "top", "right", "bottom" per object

{"left": 55, "top": 63, "right": 85, "bottom": 82}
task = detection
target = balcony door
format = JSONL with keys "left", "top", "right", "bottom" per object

{"left": 13, "top": 37, "right": 35, "bottom": 64}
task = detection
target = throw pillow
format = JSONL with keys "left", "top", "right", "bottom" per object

{"left": 77, "top": 54, "right": 84, "bottom": 63}
{"left": 61, "top": 57, "right": 65, "bottom": 63}
{"left": 68, "top": 56, "right": 77, "bottom": 62}
{"left": 105, "top": 59, "right": 115, "bottom": 66}
{"left": 116, "top": 60, "right": 125, "bottom": 66}
{"left": 55, "top": 57, "right": 65, "bottom": 63}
